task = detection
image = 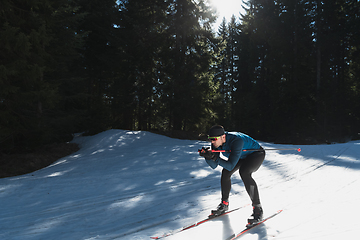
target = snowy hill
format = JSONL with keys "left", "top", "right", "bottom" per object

{"left": 0, "top": 129, "right": 359, "bottom": 240}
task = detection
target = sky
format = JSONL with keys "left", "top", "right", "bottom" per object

{"left": 209, "top": 0, "right": 246, "bottom": 30}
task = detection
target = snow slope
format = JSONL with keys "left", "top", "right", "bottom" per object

{"left": 0, "top": 129, "right": 359, "bottom": 240}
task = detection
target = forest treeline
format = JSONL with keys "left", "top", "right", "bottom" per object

{"left": 1, "top": 0, "right": 360, "bottom": 153}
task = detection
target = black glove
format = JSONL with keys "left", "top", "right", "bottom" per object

{"left": 198, "top": 147, "right": 219, "bottom": 161}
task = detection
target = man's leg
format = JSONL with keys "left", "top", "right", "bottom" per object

{"left": 239, "top": 151, "right": 265, "bottom": 206}
{"left": 221, "top": 160, "right": 242, "bottom": 202}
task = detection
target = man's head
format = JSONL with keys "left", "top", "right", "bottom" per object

{"left": 208, "top": 125, "right": 226, "bottom": 148}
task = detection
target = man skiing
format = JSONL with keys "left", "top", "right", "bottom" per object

{"left": 199, "top": 125, "right": 265, "bottom": 224}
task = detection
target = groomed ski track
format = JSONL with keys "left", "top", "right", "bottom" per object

{"left": 0, "top": 129, "right": 359, "bottom": 240}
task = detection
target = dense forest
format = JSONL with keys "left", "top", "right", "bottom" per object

{"left": 1, "top": 0, "right": 360, "bottom": 153}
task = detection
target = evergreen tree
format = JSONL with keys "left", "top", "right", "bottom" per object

{"left": 213, "top": 18, "right": 230, "bottom": 126}
{"left": 161, "top": 0, "right": 217, "bottom": 132}
{"left": 312, "top": 0, "right": 359, "bottom": 141}
{"left": 118, "top": 0, "right": 169, "bottom": 131}
{"left": 232, "top": 0, "right": 360, "bottom": 142}
{"left": 46, "top": 0, "right": 89, "bottom": 140}
{"left": 75, "top": 0, "right": 119, "bottom": 134}
{"left": 0, "top": 0, "right": 84, "bottom": 152}
{"left": 347, "top": 0, "right": 360, "bottom": 138}
{"left": 214, "top": 15, "right": 239, "bottom": 129}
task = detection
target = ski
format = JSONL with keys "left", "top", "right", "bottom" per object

{"left": 150, "top": 204, "right": 250, "bottom": 239}
{"left": 226, "top": 210, "right": 283, "bottom": 240}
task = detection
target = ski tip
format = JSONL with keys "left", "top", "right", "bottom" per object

{"left": 273, "top": 209, "right": 283, "bottom": 215}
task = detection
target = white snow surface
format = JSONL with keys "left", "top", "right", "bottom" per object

{"left": 1, "top": 129, "right": 360, "bottom": 240}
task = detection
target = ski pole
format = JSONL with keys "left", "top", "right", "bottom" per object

{"left": 199, "top": 148, "right": 301, "bottom": 153}
{"left": 245, "top": 148, "right": 301, "bottom": 152}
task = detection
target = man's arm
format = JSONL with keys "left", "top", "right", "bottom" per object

{"left": 217, "top": 138, "right": 244, "bottom": 171}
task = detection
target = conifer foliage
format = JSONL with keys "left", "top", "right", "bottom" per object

{"left": 0, "top": 0, "right": 359, "bottom": 153}
{"left": 0, "top": 0, "right": 85, "bottom": 152}
{"left": 215, "top": 0, "right": 360, "bottom": 143}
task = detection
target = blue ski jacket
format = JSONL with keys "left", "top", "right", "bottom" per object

{"left": 205, "top": 132, "right": 262, "bottom": 171}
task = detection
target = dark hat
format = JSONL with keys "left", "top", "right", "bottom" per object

{"left": 208, "top": 125, "right": 225, "bottom": 137}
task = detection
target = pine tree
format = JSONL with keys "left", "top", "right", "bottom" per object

{"left": 0, "top": 0, "right": 75, "bottom": 151}
{"left": 74, "top": 0, "right": 119, "bottom": 134}
{"left": 234, "top": 0, "right": 317, "bottom": 141}
{"left": 312, "top": 0, "right": 359, "bottom": 141}
{"left": 117, "top": 0, "right": 170, "bottom": 131}
{"left": 161, "top": 0, "right": 217, "bottom": 132}
{"left": 213, "top": 18, "right": 230, "bottom": 126}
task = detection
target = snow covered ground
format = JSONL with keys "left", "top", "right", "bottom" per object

{"left": 1, "top": 129, "right": 359, "bottom": 240}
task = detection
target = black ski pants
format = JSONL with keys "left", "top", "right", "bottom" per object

{"left": 221, "top": 150, "right": 265, "bottom": 206}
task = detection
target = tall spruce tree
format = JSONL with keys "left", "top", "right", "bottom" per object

{"left": 311, "top": 0, "right": 359, "bottom": 141}
{"left": 0, "top": 0, "right": 84, "bottom": 152}
{"left": 347, "top": 0, "right": 360, "bottom": 138}
{"left": 118, "top": 0, "right": 169, "bottom": 130}
{"left": 75, "top": 0, "right": 119, "bottom": 134}
{"left": 214, "top": 15, "right": 239, "bottom": 129}
{"left": 46, "top": 0, "right": 89, "bottom": 141}
{"left": 162, "top": 0, "right": 217, "bottom": 132}
{"left": 233, "top": 1, "right": 259, "bottom": 135}
{"left": 231, "top": 0, "right": 360, "bottom": 142}
{"left": 213, "top": 18, "right": 230, "bottom": 126}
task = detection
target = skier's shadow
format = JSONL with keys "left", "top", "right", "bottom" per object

{"left": 213, "top": 215, "right": 269, "bottom": 240}
{"left": 248, "top": 223, "right": 269, "bottom": 240}
{"left": 210, "top": 214, "right": 235, "bottom": 240}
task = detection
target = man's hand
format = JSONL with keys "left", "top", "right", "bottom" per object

{"left": 198, "top": 147, "right": 219, "bottom": 161}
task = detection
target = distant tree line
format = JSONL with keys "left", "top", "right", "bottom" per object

{"left": 1, "top": 0, "right": 359, "bottom": 153}
{"left": 216, "top": 0, "right": 360, "bottom": 144}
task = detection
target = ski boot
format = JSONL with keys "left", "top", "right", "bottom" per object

{"left": 247, "top": 205, "right": 263, "bottom": 226}
{"left": 209, "top": 200, "right": 229, "bottom": 218}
